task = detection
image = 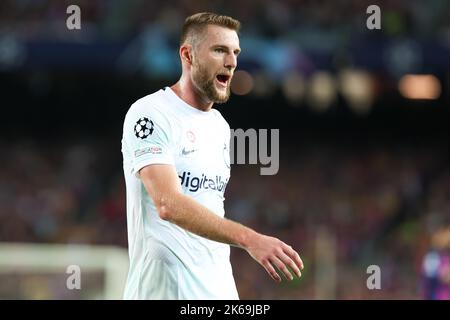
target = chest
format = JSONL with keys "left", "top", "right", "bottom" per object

{"left": 173, "top": 118, "right": 230, "bottom": 177}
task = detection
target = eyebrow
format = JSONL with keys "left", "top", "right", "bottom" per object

{"left": 212, "top": 45, "right": 241, "bottom": 55}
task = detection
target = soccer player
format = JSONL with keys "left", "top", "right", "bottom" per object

{"left": 121, "top": 12, "right": 304, "bottom": 299}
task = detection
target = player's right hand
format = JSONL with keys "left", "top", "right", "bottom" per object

{"left": 244, "top": 233, "right": 304, "bottom": 282}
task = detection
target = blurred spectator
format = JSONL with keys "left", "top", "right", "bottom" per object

{"left": 420, "top": 222, "right": 450, "bottom": 300}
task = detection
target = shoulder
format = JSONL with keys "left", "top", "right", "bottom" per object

{"left": 126, "top": 90, "right": 167, "bottom": 118}
{"left": 211, "top": 108, "right": 231, "bottom": 133}
{"left": 122, "top": 89, "right": 176, "bottom": 140}
{"left": 125, "top": 90, "right": 173, "bottom": 126}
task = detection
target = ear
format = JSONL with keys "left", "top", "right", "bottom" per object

{"left": 180, "top": 44, "right": 193, "bottom": 66}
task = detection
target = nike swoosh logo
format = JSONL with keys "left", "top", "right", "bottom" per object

{"left": 181, "top": 148, "right": 197, "bottom": 156}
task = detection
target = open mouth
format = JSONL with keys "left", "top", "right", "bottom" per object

{"left": 216, "top": 74, "right": 230, "bottom": 86}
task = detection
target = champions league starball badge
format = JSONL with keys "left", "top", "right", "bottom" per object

{"left": 134, "top": 117, "right": 154, "bottom": 139}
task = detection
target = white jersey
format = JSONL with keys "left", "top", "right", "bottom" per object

{"left": 121, "top": 87, "right": 238, "bottom": 299}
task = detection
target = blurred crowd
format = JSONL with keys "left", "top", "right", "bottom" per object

{"left": 226, "top": 142, "right": 450, "bottom": 299}
{"left": 0, "top": 139, "right": 126, "bottom": 247}
{"left": 1, "top": 138, "right": 449, "bottom": 299}
{"left": 1, "top": 0, "right": 449, "bottom": 40}
{"left": 1, "top": 0, "right": 449, "bottom": 78}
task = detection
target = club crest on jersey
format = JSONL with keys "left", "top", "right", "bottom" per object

{"left": 186, "top": 130, "right": 196, "bottom": 143}
{"left": 134, "top": 117, "right": 154, "bottom": 139}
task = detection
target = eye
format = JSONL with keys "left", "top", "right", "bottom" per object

{"left": 214, "top": 48, "right": 225, "bottom": 53}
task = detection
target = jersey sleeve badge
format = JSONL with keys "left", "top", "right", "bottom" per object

{"left": 134, "top": 117, "right": 154, "bottom": 139}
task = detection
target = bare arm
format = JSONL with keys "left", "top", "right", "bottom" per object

{"left": 140, "top": 164, "right": 304, "bottom": 282}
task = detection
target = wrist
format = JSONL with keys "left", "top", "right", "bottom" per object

{"left": 238, "top": 227, "right": 260, "bottom": 250}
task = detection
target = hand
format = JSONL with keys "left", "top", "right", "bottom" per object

{"left": 245, "top": 233, "right": 304, "bottom": 282}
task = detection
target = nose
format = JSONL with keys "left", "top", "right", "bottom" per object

{"left": 224, "top": 53, "right": 237, "bottom": 71}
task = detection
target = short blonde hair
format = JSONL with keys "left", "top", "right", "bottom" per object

{"left": 180, "top": 12, "right": 241, "bottom": 47}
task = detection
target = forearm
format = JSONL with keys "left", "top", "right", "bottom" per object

{"left": 158, "top": 192, "right": 258, "bottom": 249}
{"left": 139, "top": 165, "right": 303, "bottom": 283}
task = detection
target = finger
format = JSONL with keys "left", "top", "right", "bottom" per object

{"left": 294, "top": 251, "right": 304, "bottom": 270}
{"left": 278, "top": 251, "right": 302, "bottom": 278}
{"left": 269, "top": 256, "right": 294, "bottom": 281}
{"left": 283, "top": 244, "right": 304, "bottom": 271}
{"left": 262, "top": 259, "right": 281, "bottom": 282}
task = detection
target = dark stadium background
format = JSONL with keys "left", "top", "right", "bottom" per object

{"left": 0, "top": 0, "right": 449, "bottom": 299}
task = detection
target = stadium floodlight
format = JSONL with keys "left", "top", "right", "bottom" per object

{"left": 282, "top": 71, "right": 305, "bottom": 106}
{"left": 398, "top": 74, "right": 441, "bottom": 100}
{"left": 306, "top": 71, "right": 337, "bottom": 113}
{"left": 338, "top": 69, "right": 374, "bottom": 115}
{"left": 251, "top": 71, "right": 277, "bottom": 98}
{"left": 231, "top": 70, "right": 254, "bottom": 96}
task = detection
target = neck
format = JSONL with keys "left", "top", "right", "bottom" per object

{"left": 170, "top": 75, "right": 213, "bottom": 112}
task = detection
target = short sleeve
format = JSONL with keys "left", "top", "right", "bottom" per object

{"left": 123, "top": 101, "right": 175, "bottom": 177}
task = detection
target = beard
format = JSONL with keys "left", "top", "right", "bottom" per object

{"left": 191, "top": 61, "right": 231, "bottom": 104}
